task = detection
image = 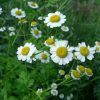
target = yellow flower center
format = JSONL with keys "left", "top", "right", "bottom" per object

{"left": 80, "top": 47, "right": 89, "bottom": 56}
{"left": 56, "top": 47, "right": 68, "bottom": 58}
{"left": 41, "top": 54, "right": 47, "bottom": 60}
{"left": 78, "top": 65, "right": 85, "bottom": 73}
{"left": 21, "top": 47, "right": 30, "bottom": 56}
{"left": 34, "top": 30, "right": 39, "bottom": 35}
{"left": 46, "top": 38, "right": 55, "bottom": 45}
{"left": 31, "top": 21, "right": 37, "bottom": 26}
{"left": 50, "top": 15, "right": 60, "bottom": 22}
{"left": 72, "top": 70, "right": 80, "bottom": 78}
{"left": 96, "top": 47, "right": 100, "bottom": 51}
{"left": 31, "top": 2, "right": 36, "bottom": 6}
{"left": 85, "top": 68, "right": 93, "bottom": 75}
{"left": 15, "top": 10, "right": 22, "bottom": 16}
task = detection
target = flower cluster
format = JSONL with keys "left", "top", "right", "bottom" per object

{"left": 8, "top": 26, "right": 16, "bottom": 36}
{"left": 71, "top": 65, "right": 93, "bottom": 80}
{"left": 17, "top": 38, "right": 100, "bottom": 66}
{"left": 16, "top": 43, "right": 50, "bottom": 63}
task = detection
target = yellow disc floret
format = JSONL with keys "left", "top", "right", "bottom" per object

{"left": 56, "top": 47, "right": 68, "bottom": 58}
{"left": 31, "top": 21, "right": 37, "bottom": 26}
{"left": 21, "top": 47, "right": 30, "bottom": 56}
{"left": 50, "top": 15, "right": 60, "bottom": 22}
{"left": 80, "top": 47, "right": 89, "bottom": 56}
{"left": 16, "top": 10, "right": 22, "bottom": 16}
{"left": 72, "top": 70, "right": 80, "bottom": 78}
{"left": 96, "top": 47, "right": 100, "bottom": 51}
{"left": 46, "top": 38, "right": 55, "bottom": 45}
{"left": 59, "top": 69, "right": 65, "bottom": 75}
{"left": 41, "top": 54, "right": 47, "bottom": 60}
{"left": 78, "top": 65, "right": 85, "bottom": 73}
{"left": 31, "top": 2, "right": 36, "bottom": 6}
{"left": 34, "top": 30, "right": 39, "bottom": 35}
{"left": 85, "top": 68, "right": 93, "bottom": 76}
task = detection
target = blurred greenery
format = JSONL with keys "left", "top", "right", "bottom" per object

{"left": 0, "top": 0, "right": 100, "bottom": 100}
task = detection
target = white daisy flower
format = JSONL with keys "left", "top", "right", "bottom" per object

{"left": 51, "top": 89, "right": 58, "bottom": 96}
{"left": 0, "top": 7, "right": 3, "bottom": 15}
{"left": 50, "top": 40, "right": 74, "bottom": 65}
{"left": 8, "top": 26, "right": 15, "bottom": 31}
{"left": 16, "top": 43, "right": 37, "bottom": 62}
{"left": 31, "top": 27, "right": 42, "bottom": 39}
{"left": 71, "top": 70, "right": 80, "bottom": 80}
{"left": 28, "top": 1, "right": 39, "bottom": 9}
{"left": 0, "top": 27, "right": 6, "bottom": 32}
{"left": 76, "top": 65, "right": 85, "bottom": 73}
{"left": 9, "top": 32, "right": 15, "bottom": 36}
{"left": 85, "top": 68, "right": 93, "bottom": 77}
{"left": 36, "top": 88, "right": 43, "bottom": 95}
{"left": 95, "top": 41, "right": 100, "bottom": 53}
{"left": 31, "top": 21, "right": 38, "bottom": 27}
{"left": 51, "top": 83, "right": 57, "bottom": 89}
{"left": 44, "top": 36, "right": 56, "bottom": 47}
{"left": 37, "top": 51, "right": 50, "bottom": 63}
{"left": 44, "top": 11, "right": 66, "bottom": 28}
{"left": 74, "top": 42, "right": 95, "bottom": 62}
{"left": 11, "top": 8, "right": 26, "bottom": 19}
{"left": 59, "top": 93, "right": 64, "bottom": 99}
{"left": 61, "top": 26, "right": 69, "bottom": 32}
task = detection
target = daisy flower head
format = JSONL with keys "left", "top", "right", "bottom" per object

{"left": 59, "top": 93, "right": 64, "bottom": 99}
{"left": 9, "top": 32, "right": 15, "bottom": 36}
{"left": 0, "top": 7, "right": 3, "bottom": 15}
{"left": 65, "top": 74, "right": 71, "bottom": 80}
{"left": 44, "top": 36, "right": 56, "bottom": 47}
{"left": 37, "top": 51, "right": 50, "bottom": 63}
{"left": 16, "top": 43, "right": 37, "bottom": 62}
{"left": 44, "top": 11, "right": 66, "bottom": 28}
{"left": 66, "top": 96, "right": 71, "bottom": 100}
{"left": 58, "top": 69, "right": 65, "bottom": 75}
{"left": 0, "top": 27, "right": 6, "bottom": 32}
{"left": 76, "top": 65, "right": 85, "bottom": 73}
{"left": 51, "top": 83, "right": 57, "bottom": 89}
{"left": 75, "top": 42, "right": 95, "bottom": 62}
{"left": 28, "top": 1, "right": 39, "bottom": 9}
{"left": 61, "top": 26, "right": 69, "bottom": 32}
{"left": 11, "top": 8, "right": 26, "bottom": 19}
{"left": 51, "top": 89, "right": 58, "bottom": 96}
{"left": 85, "top": 68, "right": 93, "bottom": 77}
{"left": 95, "top": 41, "right": 100, "bottom": 53}
{"left": 8, "top": 26, "right": 15, "bottom": 31}
{"left": 71, "top": 70, "right": 81, "bottom": 80}
{"left": 36, "top": 88, "right": 43, "bottom": 95}
{"left": 31, "top": 21, "right": 38, "bottom": 27}
{"left": 50, "top": 40, "right": 74, "bottom": 65}
{"left": 38, "top": 16, "right": 44, "bottom": 20}
{"left": 31, "top": 27, "right": 42, "bottom": 39}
